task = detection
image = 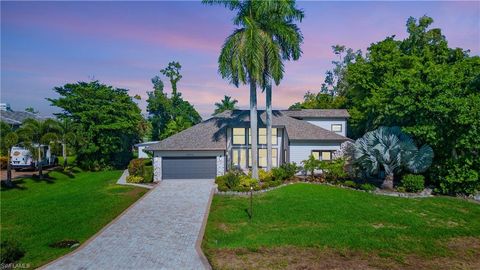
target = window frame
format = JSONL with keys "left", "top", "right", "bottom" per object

{"left": 311, "top": 150, "right": 334, "bottom": 161}
{"left": 232, "top": 128, "right": 247, "bottom": 145}
{"left": 331, "top": 124, "right": 343, "bottom": 132}
{"left": 250, "top": 128, "right": 278, "bottom": 145}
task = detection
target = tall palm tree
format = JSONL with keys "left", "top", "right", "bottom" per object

{"left": 204, "top": 0, "right": 303, "bottom": 178}
{"left": 213, "top": 95, "right": 239, "bottom": 115}
{"left": 4, "top": 132, "right": 18, "bottom": 187}
{"left": 17, "top": 118, "right": 60, "bottom": 179}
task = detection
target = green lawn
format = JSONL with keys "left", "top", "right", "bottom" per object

{"left": 1, "top": 169, "right": 147, "bottom": 268}
{"left": 204, "top": 183, "right": 480, "bottom": 269}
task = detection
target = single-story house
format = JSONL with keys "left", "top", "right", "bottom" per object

{"left": 145, "top": 109, "right": 351, "bottom": 181}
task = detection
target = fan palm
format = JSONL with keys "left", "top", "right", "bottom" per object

{"left": 354, "top": 126, "right": 433, "bottom": 189}
{"left": 213, "top": 95, "right": 239, "bottom": 115}
{"left": 16, "top": 118, "right": 60, "bottom": 179}
{"left": 204, "top": 0, "right": 303, "bottom": 177}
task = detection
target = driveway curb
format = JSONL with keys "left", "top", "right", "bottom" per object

{"left": 195, "top": 184, "right": 215, "bottom": 270}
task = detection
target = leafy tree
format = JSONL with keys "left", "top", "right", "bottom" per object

{"left": 16, "top": 118, "right": 60, "bottom": 178}
{"left": 160, "top": 61, "right": 182, "bottom": 97}
{"left": 341, "top": 16, "right": 480, "bottom": 194}
{"left": 3, "top": 132, "right": 18, "bottom": 186}
{"left": 146, "top": 76, "right": 172, "bottom": 141}
{"left": 162, "top": 116, "right": 191, "bottom": 139}
{"left": 203, "top": 0, "right": 303, "bottom": 179}
{"left": 213, "top": 95, "right": 238, "bottom": 115}
{"left": 289, "top": 91, "right": 347, "bottom": 109}
{"left": 49, "top": 81, "right": 145, "bottom": 170}
{"left": 353, "top": 126, "right": 433, "bottom": 190}
{"left": 0, "top": 122, "right": 13, "bottom": 156}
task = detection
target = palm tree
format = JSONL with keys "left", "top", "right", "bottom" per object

{"left": 17, "top": 118, "right": 60, "bottom": 179}
{"left": 58, "top": 118, "right": 77, "bottom": 168}
{"left": 4, "top": 132, "right": 18, "bottom": 187}
{"left": 204, "top": 0, "right": 303, "bottom": 178}
{"left": 213, "top": 95, "right": 239, "bottom": 115}
{"left": 353, "top": 126, "right": 434, "bottom": 189}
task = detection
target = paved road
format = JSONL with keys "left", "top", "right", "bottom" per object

{"left": 43, "top": 179, "right": 214, "bottom": 270}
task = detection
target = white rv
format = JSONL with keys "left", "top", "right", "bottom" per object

{"left": 10, "top": 145, "right": 58, "bottom": 171}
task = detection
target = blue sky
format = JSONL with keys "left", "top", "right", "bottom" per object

{"left": 1, "top": 1, "right": 479, "bottom": 118}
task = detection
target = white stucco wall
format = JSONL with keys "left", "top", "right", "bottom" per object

{"left": 305, "top": 118, "right": 347, "bottom": 137}
{"left": 152, "top": 150, "right": 225, "bottom": 180}
{"left": 289, "top": 141, "right": 342, "bottom": 165}
{"left": 138, "top": 146, "right": 149, "bottom": 158}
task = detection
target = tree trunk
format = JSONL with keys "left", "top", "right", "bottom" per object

{"left": 266, "top": 82, "right": 272, "bottom": 171}
{"left": 38, "top": 147, "right": 43, "bottom": 179}
{"left": 62, "top": 143, "right": 67, "bottom": 168}
{"left": 250, "top": 81, "right": 259, "bottom": 180}
{"left": 382, "top": 173, "right": 394, "bottom": 190}
{"left": 6, "top": 149, "right": 13, "bottom": 187}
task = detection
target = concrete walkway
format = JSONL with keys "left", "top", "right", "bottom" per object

{"left": 43, "top": 179, "right": 215, "bottom": 270}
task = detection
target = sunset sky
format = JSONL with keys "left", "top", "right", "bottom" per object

{"left": 1, "top": 1, "right": 479, "bottom": 119}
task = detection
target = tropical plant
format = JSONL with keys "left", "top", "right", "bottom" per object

{"left": 16, "top": 118, "right": 60, "bottom": 178}
{"left": 302, "top": 154, "right": 320, "bottom": 180}
{"left": 319, "top": 158, "right": 347, "bottom": 183}
{"left": 213, "top": 95, "right": 238, "bottom": 115}
{"left": 3, "top": 132, "right": 18, "bottom": 187}
{"left": 353, "top": 126, "right": 433, "bottom": 190}
{"left": 57, "top": 118, "right": 77, "bottom": 168}
{"left": 203, "top": 0, "right": 303, "bottom": 178}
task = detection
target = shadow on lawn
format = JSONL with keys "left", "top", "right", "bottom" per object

{"left": 1, "top": 179, "right": 28, "bottom": 191}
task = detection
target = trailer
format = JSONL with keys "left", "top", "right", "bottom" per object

{"left": 10, "top": 145, "right": 58, "bottom": 171}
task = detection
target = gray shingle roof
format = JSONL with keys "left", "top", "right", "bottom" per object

{"left": 146, "top": 109, "right": 350, "bottom": 151}
{"left": 283, "top": 109, "right": 350, "bottom": 118}
{"left": 0, "top": 111, "right": 44, "bottom": 125}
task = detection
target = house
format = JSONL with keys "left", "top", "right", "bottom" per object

{"left": 0, "top": 110, "right": 45, "bottom": 129}
{"left": 145, "top": 109, "right": 350, "bottom": 181}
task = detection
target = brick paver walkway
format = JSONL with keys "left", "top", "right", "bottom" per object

{"left": 43, "top": 179, "right": 214, "bottom": 270}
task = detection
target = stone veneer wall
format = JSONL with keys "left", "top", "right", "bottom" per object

{"left": 216, "top": 155, "right": 225, "bottom": 177}
{"left": 153, "top": 156, "right": 162, "bottom": 182}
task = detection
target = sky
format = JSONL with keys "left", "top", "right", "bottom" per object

{"left": 1, "top": 1, "right": 479, "bottom": 119}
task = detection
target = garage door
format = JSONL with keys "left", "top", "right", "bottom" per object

{"left": 162, "top": 157, "right": 216, "bottom": 179}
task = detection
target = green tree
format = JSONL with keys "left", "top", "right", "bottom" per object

{"left": 302, "top": 154, "right": 320, "bottom": 180}
{"left": 57, "top": 118, "right": 77, "bottom": 168}
{"left": 341, "top": 16, "right": 480, "bottom": 194}
{"left": 16, "top": 118, "right": 60, "bottom": 178}
{"left": 49, "top": 81, "right": 145, "bottom": 170}
{"left": 146, "top": 76, "right": 172, "bottom": 141}
{"left": 162, "top": 116, "right": 192, "bottom": 139}
{"left": 160, "top": 61, "right": 182, "bottom": 97}
{"left": 1, "top": 121, "right": 13, "bottom": 156}
{"left": 213, "top": 95, "right": 238, "bottom": 115}
{"left": 203, "top": 0, "right": 303, "bottom": 178}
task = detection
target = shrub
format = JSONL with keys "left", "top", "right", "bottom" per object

{"left": 126, "top": 175, "right": 144, "bottom": 183}
{"left": 238, "top": 175, "right": 260, "bottom": 191}
{"left": 280, "top": 162, "right": 299, "bottom": 178}
{"left": 143, "top": 166, "right": 153, "bottom": 183}
{"left": 396, "top": 186, "right": 406, "bottom": 193}
{"left": 320, "top": 158, "right": 347, "bottom": 183}
{"left": 258, "top": 169, "right": 273, "bottom": 182}
{"left": 128, "top": 158, "right": 147, "bottom": 177}
{"left": 225, "top": 171, "right": 241, "bottom": 189}
{"left": 0, "top": 156, "right": 7, "bottom": 169}
{"left": 343, "top": 180, "right": 357, "bottom": 188}
{"left": 0, "top": 240, "right": 25, "bottom": 264}
{"left": 215, "top": 175, "right": 228, "bottom": 191}
{"left": 401, "top": 174, "right": 425, "bottom": 193}
{"left": 271, "top": 167, "right": 287, "bottom": 181}
{"left": 302, "top": 155, "right": 320, "bottom": 179}
{"left": 360, "top": 183, "right": 376, "bottom": 192}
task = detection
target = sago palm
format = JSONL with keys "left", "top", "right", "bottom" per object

{"left": 353, "top": 126, "right": 433, "bottom": 189}
{"left": 204, "top": 0, "right": 303, "bottom": 177}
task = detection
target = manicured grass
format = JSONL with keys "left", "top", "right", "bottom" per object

{"left": 204, "top": 183, "right": 480, "bottom": 268}
{"left": 1, "top": 169, "right": 147, "bottom": 268}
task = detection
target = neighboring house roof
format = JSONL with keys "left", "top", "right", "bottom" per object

{"left": 146, "top": 109, "right": 350, "bottom": 151}
{"left": 135, "top": 141, "right": 160, "bottom": 147}
{"left": 283, "top": 109, "right": 350, "bottom": 118}
{"left": 0, "top": 111, "right": 44, "bottom": 125}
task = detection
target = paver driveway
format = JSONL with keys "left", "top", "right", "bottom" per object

{"left": 43, "top": 179, "right": 214, "bottom": 270}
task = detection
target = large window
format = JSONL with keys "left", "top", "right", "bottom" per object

{"left": 232, "top": 128, "right": 246, "bottom": 145}
{"left": 232, "top": 149, "right": 247, "bottom": 168}
{"left": 312, "top": 150, "right": 333, "bottom": 161}
{"left": 249, "top": 148, "right": 278, "bottom": 167}
{"left": 249, "top": 128, "right": 278, "bottom": 145}
{"left": 331, "top": 124, "right": 342, "bottom": 132}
